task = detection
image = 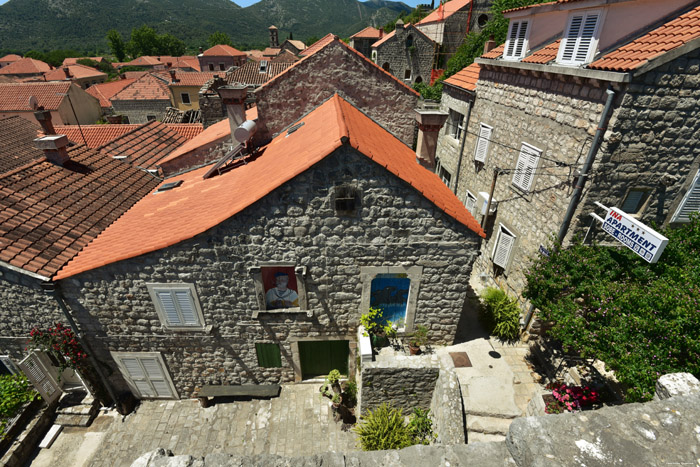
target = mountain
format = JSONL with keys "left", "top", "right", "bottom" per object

{"left": 0, "top": 0, "right": 410, "bottom": 53}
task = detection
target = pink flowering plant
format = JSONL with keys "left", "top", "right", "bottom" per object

{"left": 545, "top": 383, "right": 600, "bottom": 414}
{"left": 28, "top": 323, "right": 87, "bottom": 376}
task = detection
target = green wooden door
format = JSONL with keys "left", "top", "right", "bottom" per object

{"left": 298, "top": 340, "right": 349, "bottom": 379}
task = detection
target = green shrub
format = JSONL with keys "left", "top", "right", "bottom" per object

{"left": 480, "top": 287, "right": 521, "bottom": 342}
{"left": 408, "top": 408, "right": 435, "bottom": 445}
{"left": 354, "top": 404, "right": 413, "bottom": 451}
{"left": 0, "top": 374, "right": 37, "bottom": 439}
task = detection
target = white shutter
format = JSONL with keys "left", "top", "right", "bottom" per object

{"left": 561, "top": 15, "right": 583, "bottom": 62}
{"left": 115, "top": 353, "right": 177, "bottom": 399}
{"left": 559, "top": 11, "right": 601, "bottom": 65}
{"left": 576, "top": 13, "right": 600, "bottom": 62}
{"left": 157, "top": 291, "right": 181, "bottom": 325}
{"left": 621, "top": 190, "right": 645, "bottom": 213}
{"left": 149, "top": 284, "right": 204, "bottom": 329}
{"left": 19, "top": 352, "right": 61, "bottom": 404}
{"left": 465, "top": 192, "right": 477, "bottom": 215}
{"left": 174, "top": 290, "right": 198, "bottom": 325}
{"left": 140, "top": 358, "right": 173, "bottom": 398}
{"left": 121, "top": 357, "right": 154, "bottom": 397}
{"left": 672, "top": 170, "right": 700, "bottom": 223}
{"left": 474, "top": 124, "right": 492, "bottom": 162}
{"left": 0, "top": 356, "right": 18, "bottom": 375}
{"left": 512, "top": 143, "right": 541, "bottom": 192}
{"left": 492, "top": 226, "right": 515, "bottom": 269}
{"left": 514, "top": 21, "right": 529, "bottom": 57}
{"left": 505, "top": 21, "right": 528, "bottom": 60}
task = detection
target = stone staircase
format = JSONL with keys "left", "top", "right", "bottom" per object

{"left": 54, "top": 390, "right": 99, "bottom": 427}
{"left": 466, "top": 412, "right": 518, "bottom": 443}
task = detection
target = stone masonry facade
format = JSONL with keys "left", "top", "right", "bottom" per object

{"left": 59, "top": 145, "right": 482, "bottom": 399}
{"left": 111, "top": 99, "right": 171, "bottom": 125}
{"left": 373, "top": 23, "right": 435, "bottom": 86}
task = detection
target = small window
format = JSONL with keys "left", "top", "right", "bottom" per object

{"left": 255, "top": 343, "right": 282, "bottom": 368}
{"left": 219, "top": 63, "right": 225, "bottom": 71}
{"left": 621, "top": 189, "right": 651, "bottom": 216}
{"left": 478, "top": 14, "right": 489, "bottom": 28}
{"left": 147, "top": 283, "right": 205, "bottom": 330}
{"left": 335, "top": 185, "right": 358, "bottom": 214}
{"left": 404, "top": 69, "right": 411, "bottom": 80}
{"left": 259, "top": 60, "right": 268, "bottom": 73}
{"left": 208, "top": 63, "right": 214, "bottom": 71}
{"left": 671, "top": 169, "right": 700, "bottom": 223}
{"left": 512, "top": 143, "right": 541, "bottom": 192}
{"left": 557, "top": 10, "right": 601, "bottom": 65}
{"left": 382, "top": 62, "right": 391, "bottom": 72}
{"left": 503, "top": 20, "right": 529, "bottom": 60}
{"left": 146, "top": 115, "right": 156, "bottom": 122}
{"left": 406, "top": 34, "right": 414, "bottom": 48}
{"left": 492, "top": 224, "right": 516, "bottom": 270}
{"left": 0, "top": 356, "right": 18, "bottom": 375}
{"left": 448, "top": 109, "right": 465, "bottom": 141}
{"left": 474, "top": 123, "right": 492, "bottom": 162}
{"left": 414, "top": 76, "right": 423, "bottom": 84}
{"left": 436, "top": 159, "right": 451, "bottom": 187}
{"left": 465, "top": 191, "right": 477, "bottom": 216}
{"left": 371, "top": 50, "right": 377, "bottom": 63}
{"left": 180, "top": 92, "right": 191, "bottom": 104}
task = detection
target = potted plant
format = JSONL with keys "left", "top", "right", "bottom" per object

{"left": 360, "top": 307, "right": 389, "bottom": 349}
{"left": 407, "top": 324, "right": 428, "bottom": 355}
{"left": 327, "top": 369, "right": 342, "bottom": 394}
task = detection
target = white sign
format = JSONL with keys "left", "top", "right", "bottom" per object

{"left": 602, "top": 207, "right": 668, "bottom": 263}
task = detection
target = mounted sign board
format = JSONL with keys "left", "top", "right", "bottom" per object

{"left": 602, "top": 207, "right": 668, "bottom": 263}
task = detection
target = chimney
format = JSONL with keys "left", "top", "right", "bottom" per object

{"left": 379, "top": 29, "right": 384, "bottom": 38}
{"left": 33, "top": 108, "right": 55, "bottom": 135}
{"left": 169, "top": 69, "right": 179, "bottom": 83}
{"left": 395, "top": 19, "right": 404, "bottom": 30}
{"left": 34, "top": 135, "right": 70, "bottom": 166}
{"left": 166, "top": 62, "right": 173, "bottom": 69}
{"left": 483, "top": 35, "right": 497, "bottom": 54}
{"left": 414, "top": 108, "right": 448, "bottom": 170}
{"left": 216, "top": 84, "right": 248, "bottom": 142}
{"left": 62, "top": 67, "right": 72, "bottom": 79}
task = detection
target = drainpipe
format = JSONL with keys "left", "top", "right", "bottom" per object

{"left": 452, "top": 97, "right": 473, "bottom": 195}
{"left": 42, "top": 281, "right": 118, "bottom": 407}
{"left": 523, "top": 86, "right": 616, "bottom": 332}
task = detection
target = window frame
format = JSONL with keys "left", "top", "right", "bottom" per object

{"left": 620, "top": 188, "right": 652, "bottom": 217}
{"left": 147, "top": 283, "right": 206, "bottom": 331}
{"left": 492, "top": 223, "right": 516, "bottom": 271}
{"left": 250, "top": 263, "right": 310, "bottom": 318}
{"left": 556, "top": 9, "right": 603, "bottom": 66}
{"left": 360, "top": 266, "right": 423, "bottom": 333}
{"left": 255, "top": 342, "right": 283, "bottom": 368}
{"left": 503, "top": 20, "right": 530, "bottom": 61}
{"left": 671, "top": 169, "right": 700, "bottom": 223}
{"left": 474, "top": 123, "right": 493, "bottom": 163}
{"left": 447, "top": 109, "right": 465, "bottom": 141}
{"left": 180, "top": 92, "right": 191, "bottom": 105}
{"left": 465, "top": 190, "right": 478, "bottom": 216}
{"left": 512, "top": 142, "right": 542, "bottom": 193}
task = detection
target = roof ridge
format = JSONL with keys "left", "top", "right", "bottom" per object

{"left": 95, "top": 120, "right": 159, "bottom": 150}
{"left": 332, "top": 94, "right": 350, "bottom": 143}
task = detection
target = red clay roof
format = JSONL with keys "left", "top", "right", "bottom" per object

{"left": 44, "top": 64, "right": 107, "bottom": 81}
{"left": 226, "top": 61, "right": 292, "bottom": 86}
{"left": 0, "top": 58, "right": 52, "bottom": 75}
{"left": 165, "top": 71, "right": 219, "bottom": 87}
{"left": 111, "top": 73, "right": 170, "bottom": 101}
{"left": 271, "top": 50, "right": 299, "bottom": 63}
{"left": 52, "top": 123, "right": 202, "bottom": 149}
{"left": 166, "top": 123, "right": 204, "bottom": 140}
{"left": 62, "top": 57, "right": 108, "bottom": 66}
{"left": 522, "top": 39, "right": 562, "bottom": 64}
{"left": 0, "top": 54, "right": 22, "bottom": 62}
{"left": 123, "top": 56, "right": 163, "bottom": 67}
{"left": 245, "top": 50, "right": 265, "bottom": 62}
{"left": 0, "top": 116, "right": 42, "bottom": 174}
{"left": 418, "top": 0, "right": 472, "bottom": 25}
{"left": 85, "top": 79, "right": 136, "bottom": 108}
{"left": 443, "top": 62, "right": 480, "bottom": 91}
{"left": 262, "top": 47, "right": 282, "bottom": 57}
{"left": 121, "top": 71, "right": 150, "bottom": 80}
{"left": 56, "top": 95, "right": 483, "bottom": 279}
{"left": 0, "top": 82, "right": 72, "bottom": 111}
{"left": 589, "top": 4, "right": 700, "bottom": 72}
{"left": 482, "top": 43, "right": 505, "bottom": 59}
{"left": 202, "top": 44, "right": 246, "bottom": 57}
{"left": 300, "top": 33, "right": 336, "bottom": 56}
{"left": 0, "top": 144, "right": 158, "bottom": 277}
{"left": 503, "top": 0, "right": 567, "bottom": 14}
{"left": 372, "top": 29, "right": 396, "bottom": 48}
{"left": 351, "top": 26, "right": 383, "bottom": 39}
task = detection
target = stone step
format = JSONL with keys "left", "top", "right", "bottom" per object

{"left": 55, "top": 392, "right": 99, "bottom": 427}
{"left": 467, "top": 431, "right": 506, "bottom": 444}
{"left": 54, "top": 412, "right": 95, "bottom": 427}
{"left": 467, "top": 415, "right": 514, "bottom": 436}
{"left": 465, "top": 407, "right": 519, "bottom": 419}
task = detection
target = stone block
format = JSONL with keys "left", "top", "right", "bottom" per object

{"left": 654, "top": 372, "right": 700, "bottom": 400}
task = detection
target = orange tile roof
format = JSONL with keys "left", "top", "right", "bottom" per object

{"left": 166, "top": 123, "right": 204, "bottom": 140}
{"left": 443, "top": 62, "right": 480, "bottom": 91}
{"left": 284, "top": 40, "right": 307, "bottom": 51}
{"left": 0, "top": 58, "right": 52, "bottom": 75}
{"left": 95, "top": 121, "right": 188, "bottom": 169}
{"left": 589, "top": 4, "right": 700, "bottom": 72}
{"left": 226, "top": 61, "right": 292, "bottom": 86}
{"left": 124, "top": 56, "right": 163, "bottom": 67}
{"left": 0, "top": 116, "right": 42, "bottom": 174}
{"left": 62, "top": 57, "right": 108, "bottom": 66}
{"left": 0, "top": 145, "right": 158, "bottom": 277}
{"left": 262, "top": 47, "right": 282, "bottom": 57}
{"left": 44, "top": 64, "right": 107, "bottom": 81}
{"left": 56, "top": 95, "right": 483, "bottom": 279}
{"left": 244, "top": 50, "right": 265, "bottom": 62}
{"left": 300, "top": 33, "right": 336, "bottom": 56}
{"left": 522, "top": 39, "right": 562, "bottom": 64}
{"left": 202, "top": 44, "right": 246, "bottom": 57}
{"left": 482, "top": 43, "right": 505, "bottom": 59}
{"left": 0, "top": 82, "right": 72, "bottom": 111}
{"left": 503, "top": 0, "right": 567, "bottom": 14}
{"left": 85, "top": 78, "right": 136, "bottom": 108}
{"left": 0, "top": 54, "right": 22, "bottom": 62}
{"left": 418, "top": 0, "right": 472, "bottom": 25}
{"left": 121, "top": 71, "right": 150, "bottom": 80}
{"left": 166, "top": 71, "right": 219, "bottom": 87}
{"left": 271, "top": 50, "right": 299, "bottom": 63}
{"left": 174, "top": 57, "right": 201, "bottom": 71}
{"left": 351, "top": 27, "right": 383, "bottom": 40}
{"left": 53, "top": 123, "right": 202, "bottom": 149}
{"left": 372, "top": 29, "right": 396, "bottom": 48}
{"left": 111, "top": 73, "right": 170, "bottom": 101}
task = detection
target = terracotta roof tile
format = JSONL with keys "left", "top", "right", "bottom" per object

{"left": 262, "top": 47, "right": 282, "bottom": 57}
{"left": 271, "top": 50, "right": 299, "bottom": 63}
{"left": 44, "top": 64, "right": 107, "bottom": 81}
{"left": 56, "top": 95, "right": 483, "bottom": 280}
{"left": 350, "top": 27, "right": 383, "bottom": 40}
{"left": 418, "top": 0, "right": 472, "bottom": 25}
{"left": 482, "top": 43, "right": 505, "bottom": 59}
{"left": 62, "top": 57, "right": 107, "bottom": 66}
{"left": 0, "top": 58, "right": 52, "bottom": 75}
{"left": 503, "top": 0, "right": 562, "bottom": 14}
{"left": 52, "top": 123, "right": 202, "bottom": 148}
{"left": 202, "top": 44, "right": 246, "bottom": 57}
{"left": 371, "top": 29, "right": 396, "bottom": 48}
{"left": 589, "top": 4, "right": 700, "bottom": 72}
{"left": 0, "top": 54, "right": 22, "bottom": 63}
{"left": 522, "top": 39, "right": 562, "bottom": 64}
{"left": 285, "top": 40, "right": 307, "bottom": 51}
{"left": 165, "top": 71, "right": 219, "bottom": 87}
{"left": 300, "top": 33, "right": 336, "bottom": 56}
{"left": 244, "top": 50, "right": 265, "bottom": 62}
{"left": 443, "top": 62, "right": 481, "bottom": 91}
{"left": 121, "top": 71, "right": 150, "bottom": 80}
{"left": 166, "top": 124, "right": 204, "bottom": 140}
{"left": 0, "top": 82, "right": 72, "bottom": 111}
{"left": 0, "top": 117, "right": 43, "bottom": 174}
{"left": 95, "top": 121, "right": 188, "bottom": 169}
{"left": 85, "top": 79, "right": 136, "bottom": 108}
{"left": 226, "top": 61, "right": 293, "bottom": 86}
{"left": 123, "top": 56, "right": 163, "bottom": 67}
{"left": 111, "top": 73, "right": 170, "bottom": 101}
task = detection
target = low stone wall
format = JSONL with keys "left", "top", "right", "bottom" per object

{"left": 429, "top": 368, "right": 465, "bottom": 444}
{"left": 0, "top": 399, "right": 57, "bottom": 467}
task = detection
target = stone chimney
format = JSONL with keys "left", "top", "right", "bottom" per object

{"left": 62, "top": 67, "right": 72, "bottom": 80}
{"left": 269, "top": 25, "right": 279, "bottom": 48}
{"left": 33, "top": 108, "right": 55, "bottom": 135}
{"left": 169, "top": 69, "right": 179, "bottom": 84}
{"left": 395, "top": 19, "right": 404, "bottom": 30}
{"left": 483, "top": 35, "right": 497, "bottom": 54}
{"left": 216, "top": 84, "right": 248, "bottom": 143}
{"left": 414, "top": 108, "right": 448, "bottom": 170}
{"left": 34, "top": 135, "right": 70, "bottom": 166}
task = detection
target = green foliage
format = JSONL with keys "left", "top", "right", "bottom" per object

{"left": 354, "top": 404, "right": 413, "bottom": 451}
{"left": 413, "top": 81, "right": 443, "bottom": 101}
{"left": 408, "top": 408, "right": 436, "bottom": 445}
{"left": 0, "top": 374, "right": 37, "bottom": 439}
{"left": 24, "top": 49, "right": 81, "bottom": 67}
{"left": 344, "top": 379, "right": 358, "bottom": 406}
{"left": 382, "top": 5, "right": 429, "bottom": 33}
{"left": 327, "top": 369, "right": 342, "bottom": 385}
{"left": 124, "top": 26, "right": 186, "bottom": 58}
{"left": 77, "top": 58, "right": 118, "bottom": 79}
{"left": 208, "top": 32, "right": 233, "bottom": 48}
{"left": 524, "top": 215, "right": 700, "bottom": 402}
{"left": 305, "top": 35, "right": 320, "bottom": 46}
{"left": 407, "top": 324, "right": 429, "bottom": 347}
{"left": 107, "top": 29, "right": 126, "bottom": 62}
{"left": 480, "top": 287, "right": 521, "bottom": 342}
{"left": 360, "top": 307, "right": 383, "bottom": 336}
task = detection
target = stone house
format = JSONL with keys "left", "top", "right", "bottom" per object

{"left": 165, "top": 71, "right": 218, "bottom": 111}
{"left": 280, "top": 39, "right": 307, "bottom": 56}
{"left": 434, "top": 0, "right": 700, "bottom": 324}
{"left": 350, "top": 27, "right": 383, "bottom": 58}
{"left": 85, "top": 78, "right": 137, "bottom": 114}
{"left": 0, "top": 57, "right": 52, "bottom": 79}
{"left": 0, "top": 82, "right": 101, "bottom": 125}
{"left": 372, "top": 20, "right": 436, "bottom": 85}
{"left": 197, "top": 45, "right": 247, "bottom": 72}
{"left": 43, "top": 64, "right": 107, "bottom": 89}
{"left": 0, "top": 54, "right": 22, "bottom": 69}
{"left": 111, "top": 73, "right": 172, "bottom": 124}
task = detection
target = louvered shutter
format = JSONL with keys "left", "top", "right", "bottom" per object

{"left": 19, "top": 352, "right": 61, "bottom": 404}
{"left": 561, "top": 15, "right": 583, "bottom": 62}
{"left": 493, "top": 227, "right": 515, "bottom": 269}
{"left": 512, "top": 143, "right": 541, "bottom": 192}
{"left": 505, "top": 21, "right": 529, "bottom": 59}
{"left": 514, "top": 21, "right": 529, "bottom": 57}
{"left": 141, "top": 358, "right": 173, "bottom": 398}
{"left": 465, "top": 193, "right": 477, "bottom": 215}
{"left": 121, "top": 357, "right": 154, "bottom": 397}
{"left": 474, "top": 124, "right": 492, "bottom": 162}
{"left": 560, "top": 12, "right": 600, "bottom": 64}
{"left": 151, "top": 285, "right": 203, "bottom": 328}
{"left": 672, "top": 170, "right": 700, "bottom": 223}
{"left": 621, "top": 190, "right": 645, "bottom": 213}
{"left": 117, "top": 354, "right": 176, "bottom": 399}
{"left": 576, "top": 13, "right": 600, "bottom": 62}
{"left": 157, "top": 291, "right": 181, "bottom": 325}
{"left": 174, "top": 290, "right": 198, "bottom": 325}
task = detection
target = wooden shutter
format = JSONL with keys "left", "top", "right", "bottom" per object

{"left": 512, "top": 143, "right": 541, "bottom": 192}
{"left": 672, "top": 170, "right": 700, "bottom": 223}
{"left": 117, "top": 354, "right": 176, "bottom": 399}
{"left": 474, "top": 124, "right": 492, "bottom": 162}
{"left": 493, "top": 226, "right": 515, "bottom": 269}
{"left": 560, "top": 12, "right": 600, "bottom": 64}
{"left": 19, "top": 352, "right": 61, "bottom": 404}
{"left": 174, "top": 290, "right": 198, "bottom": 325}
{"left": 621, "top": 190, "right": 646, "bottom": 214}
{"left": 152, "top": 285, "right": 202, "bottom": 328}
{"left": 576, "top": 13, "right": 600, "bottom": 62}
{"left": 255, "top": 343, "right": 282, "bottom": 368}
{"left": 505, "top": 21, "right": 528, "bottom": 59}
{"left": 514, "top": 21, "right": 529, "bottom": 57}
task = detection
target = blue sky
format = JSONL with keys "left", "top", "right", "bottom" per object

{"left": 0, "top": 0, "right": 425, "bottom": 6}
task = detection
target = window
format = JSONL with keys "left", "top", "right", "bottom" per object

{"left": 112, "top": 352, "right": 178, "bottom": 399}
{"left": 503, "top": 20, "right": 529, "bottom": 60}
{"left": 146, "top": 115, "right": 156, "bottom": 122}
{"left": 256, "top": 343, "right": 282, "bottom": 368}
{"left": 180, "top": 92, "right": 191, "bottom": 105}
{"left": 259, "top": 60, "right": 268, "bottom": 73}
{"left": 436, "top": 158, "right": 452, "bottom": 187}
{"left": 671, "top": 169, "right": 700, "bottom": 223}
{"left": 334, "top": 185, "right": 359, "bottom": 215}
{"left": 512, "top": 143, "right": 541, "bottom": 192}
{"left": 621, "top": 189, "right": 651, "bottom": 216}
{"left": 447, "top": 109, "right": 465, "bottom": 141}
{"left": 465, "top": 191, "right": 477, "bottom": 216}
{"left": 147, "top": 283, "right": 205, "bottom": 330}
{"left": 478, "top": 14, "right": 489, "bottom": 28}
{"left": 492, "top": 224, "right": 516, "bottom": 270}
{"left": 0, "top": 356, "right": 18, "bottom": 375}
{"left": 382, "top": 62, "right": 391, "bottom": 72}
{"left": 208, "top": 63, "right": 214, "bottom": 71}
{"left": 557, "top": 10, "right": 602, "bottom": 65}
{"left": 250, "top": 263, "right": 309, "bottom": 317}
{"left": 219, "top": 63, "right": 225, "bottom": 71}
{"left": 414, "top": 76, "right": 423, "bottom": 84}
{"left": 371, "top": 273, "right": 411, "bottom": 326}
{"left": 474, "top": 123, "right": 492, "bottom": 163}
{"left": 371, "top": 50, "right": 377, "bottom": 63}
{"left": 404, "top": 69, "right": 411, "bottom": 80}
{"left": 406, "top": 34, "right": 414, "bottom": 48}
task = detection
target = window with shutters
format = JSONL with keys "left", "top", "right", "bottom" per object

{"left": 671, "top": 169, "right": 700, "bottom": 223}
{"left": 147, "top": 283, "right": 205, "bottom": 330}
{"left": 512, "top": 143, "right": 542, "bottom": 193}
{"left": 465, "top": 191, "right": 477, "bottom": 216}
{"left": 620, "top": 189, "right": 651, "bottom": 216}
{"left": 503, "top": 20, "right": 530, "bottom": 60}
{"left": 447, "top": 109, "right": 465, "bottom": 141}
{"left": 256, "top": 343, "right": 282, "bottom": 368}
{"left": 474, "top": 123, "right": 492, "bottom": 163}
{"left": 18, "top": 352, "right": 61, "bottom": 404}
{"left": 492, "top": 224, "right": 516, "bottom": 270}
{"left": 0, "top": 356, "right": 18, "bottom": 375}
{"left": 435, "top": 158, "right": 452, "bottom": 187}
{"left": 557, "top": 10, "right": 602, "bottom": 65}
{"left": 112, "top": 352, "right": 178, "bottom": 399}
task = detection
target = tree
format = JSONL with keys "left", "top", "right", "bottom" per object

{"left": 305, "top": 35, "right": 320, "bottom": 46}
{"left": 107, "top": 29, "right": 126, "bottom": 62}
{"left": 158, "top": 33, "right": 186, "bottom": 56}
{"left": 524, "top": 215, "right": 700, "bottom": 402}
{"left": 208, "top": 32, "right": 233, "bottom": 48}
{"left": 126, "top": 25, "right": 160, "bottom": 58}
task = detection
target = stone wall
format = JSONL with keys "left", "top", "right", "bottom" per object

{"left": 429, "top": 368, "right": 465, "bottom": 444}
{"left": 434, "top": 84, "right": 474, "bottom": 192}
{"left": 59, "top": 145, "right": 482, "bottom": 399}
{"left": 111, "top": 100, "right": 171, "bottom": 125}
{"left": 254, "top": 40, "right": 419, "bottom": 146}
{"left": 374, "top": 24, "right": 435, "bottom": 86}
